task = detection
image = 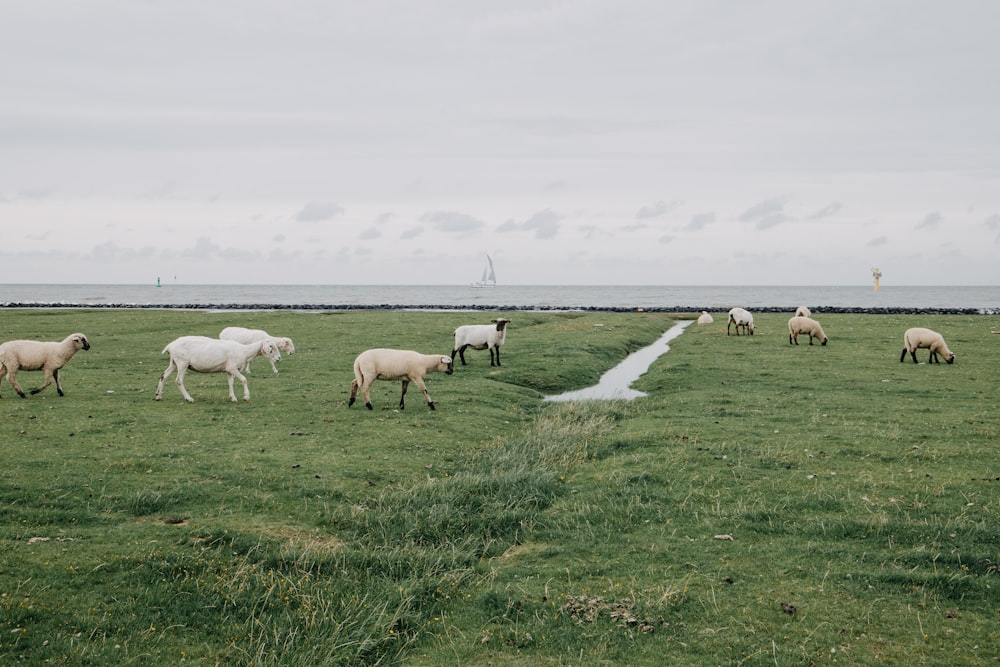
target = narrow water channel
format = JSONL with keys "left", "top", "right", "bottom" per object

{"left": 544, "top": 320, "right": 693, "bottom": 402}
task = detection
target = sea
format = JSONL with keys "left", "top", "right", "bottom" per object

{"left": 1, "top": 284, "right": 998, "bottom": 313}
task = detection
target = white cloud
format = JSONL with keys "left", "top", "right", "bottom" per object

{"left": 295, "top": 202, "right": 345, "bottom": 223}
{"left": 686, "top": 212, "right": 716, "bottom": 231}
{"left": 419, "top": 211, "right": 484, "bottom": 234}
{"left": 916, "top": 212, "right": 943, "bottom": 230}
{"left": 498, "top": 209, "right": 561, "bottom": 240}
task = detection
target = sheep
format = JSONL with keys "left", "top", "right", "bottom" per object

{"left": 155, "top": 336, "right": 281, "bottom": 403}
{"left": 348, "top": 348, "right": 453, "bottom": 410}
{"left": 788, "top": 316, "right": 828, "bottom": 346}
{"left": 0, "top": 333, "right": 90, "bottom": 398}
{"left": 900, "top": 327, "right": 955, "bottom": 364}
{"left": 219, "top": 326, "right": 295, "bottom": 374}
{"left": 727, "top": 308, "right": 755, "bottom": 336}
{"left": 697, "top": 311, "right": 714, "bottom": 324}
{"left": 452, "top": 317, "right": 510, "bottom": 366}
{"left": 794, "top": 306, "right": 812, "bottom": 318}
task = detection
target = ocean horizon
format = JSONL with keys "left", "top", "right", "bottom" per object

{"left": 2, "top": 284, "right": 998, "bottom": 313}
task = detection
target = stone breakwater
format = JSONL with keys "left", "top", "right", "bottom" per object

{"left": 1, "top": 302, "right": 996, "bottom": 315}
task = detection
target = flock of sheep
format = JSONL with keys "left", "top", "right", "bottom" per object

{"left": 0, "top": 318, "right": 512, "bottom": 408}
{"left": 702, "top": 306, "right": 955, "bottom": 364}
{"left": 0, "top": 309, "right": 955, "bottom": 406}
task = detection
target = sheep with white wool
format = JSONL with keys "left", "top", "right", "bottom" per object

{"left": 219, "top": 326, "right": 295, "bottom": 374}
{"left": 452, "top": 317, "right": 510, "bottom": 366}
{"left": 155, "top": 336, "right": 281, "bottom": 403}
{"left": 900, "top": 327, "right": 955, "bottom": 364}
{"left": 794, "top": 306, "right": 812, "bottom": 318}
{"left": 727, "top": 308, "right": 755, "bottom": 336}
{"left": 348, "top": 348, "right": 453, "bottom": 410}
{"left": 697, "top": 311, "right": 713, "bottom": 324}
{"left": 788, "top": 316, "right": 828, "bottom": 346}
{"left": 0, "top": 333, "right": 90, "bottom": 398}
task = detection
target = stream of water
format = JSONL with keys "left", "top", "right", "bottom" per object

{"left": 544, "top": 320, "right": 693, "bottom": 402}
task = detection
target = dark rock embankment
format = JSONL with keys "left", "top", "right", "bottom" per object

{"left": 1, "top": 302, "right": 995, "bottom": 315}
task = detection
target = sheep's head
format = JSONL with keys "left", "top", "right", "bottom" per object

{"left": 261, "top": 340, "right": 282, "bottom": 363}
{"left": 945, "top": 352, "right": 955, "bottom": 364}
{"left": 492, "top": 318, "right": 510, "bottom": 331}
{"left": 70, "top": 333, "right": 91, "bottom": 351}
{"left": 440, "top": 356, "right": 454, "bottom": 375}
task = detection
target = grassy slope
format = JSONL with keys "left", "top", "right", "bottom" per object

{"left": 0, "top": 310, "right": 996, "bottom": 665}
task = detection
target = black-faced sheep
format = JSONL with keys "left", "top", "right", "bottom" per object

{"left": 788, "top": 316, "right": 828, "bottom": 346}
{"left": 900, "top": 327, "right": 955, "bottom": 364}
{"left": 452, "top": 318, "right": 509, "bottom": 366}
{"left": 348, "top": 348, "right": 453, "bottom": 410}
{"left": 727, "top": 308, "right": 755, "bottom": 336}
{"left": 155, "top": 336, "right": 281, "bottom": 403}
{"left": 0, "top": 333, "right": 90, "bottom": 398}
{"left": 219, "top": 326, "right": 295, "bottom": 374}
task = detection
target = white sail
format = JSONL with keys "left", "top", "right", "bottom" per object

{"left": 471, "top": 254, "right": 497, "bottom": 287}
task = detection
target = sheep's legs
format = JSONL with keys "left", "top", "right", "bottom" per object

{"left": 224, "top": 369, "right": 250, "bottom": 402}
{"left": 173, "top": 366, "right": 197, "bottom": 403}
{"left": 399, "top": 379, "right": 408, "bottom": 409}
{"left": 156, "top": 361, "right": 179, "bottom": 400}
{"left": 489, "top": 347, "right": 501, "bottom": 366}
{"left": 453, "top": 345, "right": 470, "bottom": 366}
{"left": 3, "top": 369, "right": 28, "bottom": 398}
{"left": 348, "top": 378, "right": 375, "bottom": 410}
{"left": 412, "top": 378, "right": 436, "bottom": 410}
{"left": 28, "top": 368, "right": 62, "bottom": 396}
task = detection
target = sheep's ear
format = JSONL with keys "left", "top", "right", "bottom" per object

{"left": 441, "top": 356, "right": 452, "bottom": 364}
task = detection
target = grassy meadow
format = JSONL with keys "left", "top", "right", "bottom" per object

{"left": 0, "top": 307, "right": 997, "bottom": 665}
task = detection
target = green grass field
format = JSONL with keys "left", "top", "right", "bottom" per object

{"left": 0, "top": 308, "right": 997, "bottom": 665}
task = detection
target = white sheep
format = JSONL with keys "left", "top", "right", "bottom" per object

{"left": 697, "top": 311, "right": 713, "bottom": 324}
{"left": 787, "top": 316, "right": 828, "bottom": 346}
{"left": 900, "top": 327, "right": 955, "bottom": 364}
{"left": 727, "top": 308, "right": 755, "bottom": 336}
{"left": 794, "top": 306, "right": 812, "bottom": 318}
{"left": 452, "top": 317, "right": 510, "bottom": 366}
{"left": 155, "top": 336, "right": 281, "bottom": 403}
{"left": 348, "top": 348, "right": 453, "bottom": 410}
{"left": 0, "top": 333, "right": 90, "bottom": 398}
{"left": 219, "top": 326, "right": 295, "bottom": 374}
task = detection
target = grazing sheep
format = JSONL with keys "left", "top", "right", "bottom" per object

{"left": 0, "top": 333, "right": 90, "bottom": 398}
{"left": 219, "top": 326, "right": 295, "bottom": 374}
{"left": 452, "top": 317, "right": 510, "bottom": 366}
{"left": 697, "top": 311, "right": 714, "bottom": 324}
{"left": 788, "top": 316, "right": 828, "bottom": 346}
{"left": 900, "top": 327, "right": 955, "bottom": 364}
{"left": 155, "top": 336, "right": 281, "bottom": 403}
{"left": 794, "top": 306, "right": 812, "bottom": 318}
{"left": 348, "top": 348, "right": 453, "bottom": 410}
{"left": 727, "top": 308, "right": 755, "bottom": 336}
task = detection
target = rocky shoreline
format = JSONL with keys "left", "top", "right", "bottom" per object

{"left": 1, "top": 302, "right": 995, "bottom": 315}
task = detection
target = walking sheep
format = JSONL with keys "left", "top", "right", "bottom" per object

{"left": 348, "top": 348, "right": 453, "bottom": 410}
{"left": 452, "top": 317, "right": 510, "bottom": 366}
{"left": 156, "top": 336, "right": 281, "bottom": 403}
{"left": 788, "top": 316, "right": 828, "bottom": 346}
{"left": 0, "top": 333, "right": 90, "bottom": 398}
{"left": 900, "top": 327, "right": 955, "bottom": 364}
{"left": 727, "top": 308, "right": 755, "bottom": 336}
{"left": 219, "top": 326, "right": 295, "bottom": 374}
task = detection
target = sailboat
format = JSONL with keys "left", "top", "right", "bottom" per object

{"left": 471, "top": 253, "right": 497, "bottom": 288}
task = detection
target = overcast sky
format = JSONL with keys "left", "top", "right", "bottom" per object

{"left": 2, "top": 1, "right": 998, "bottom": 286}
